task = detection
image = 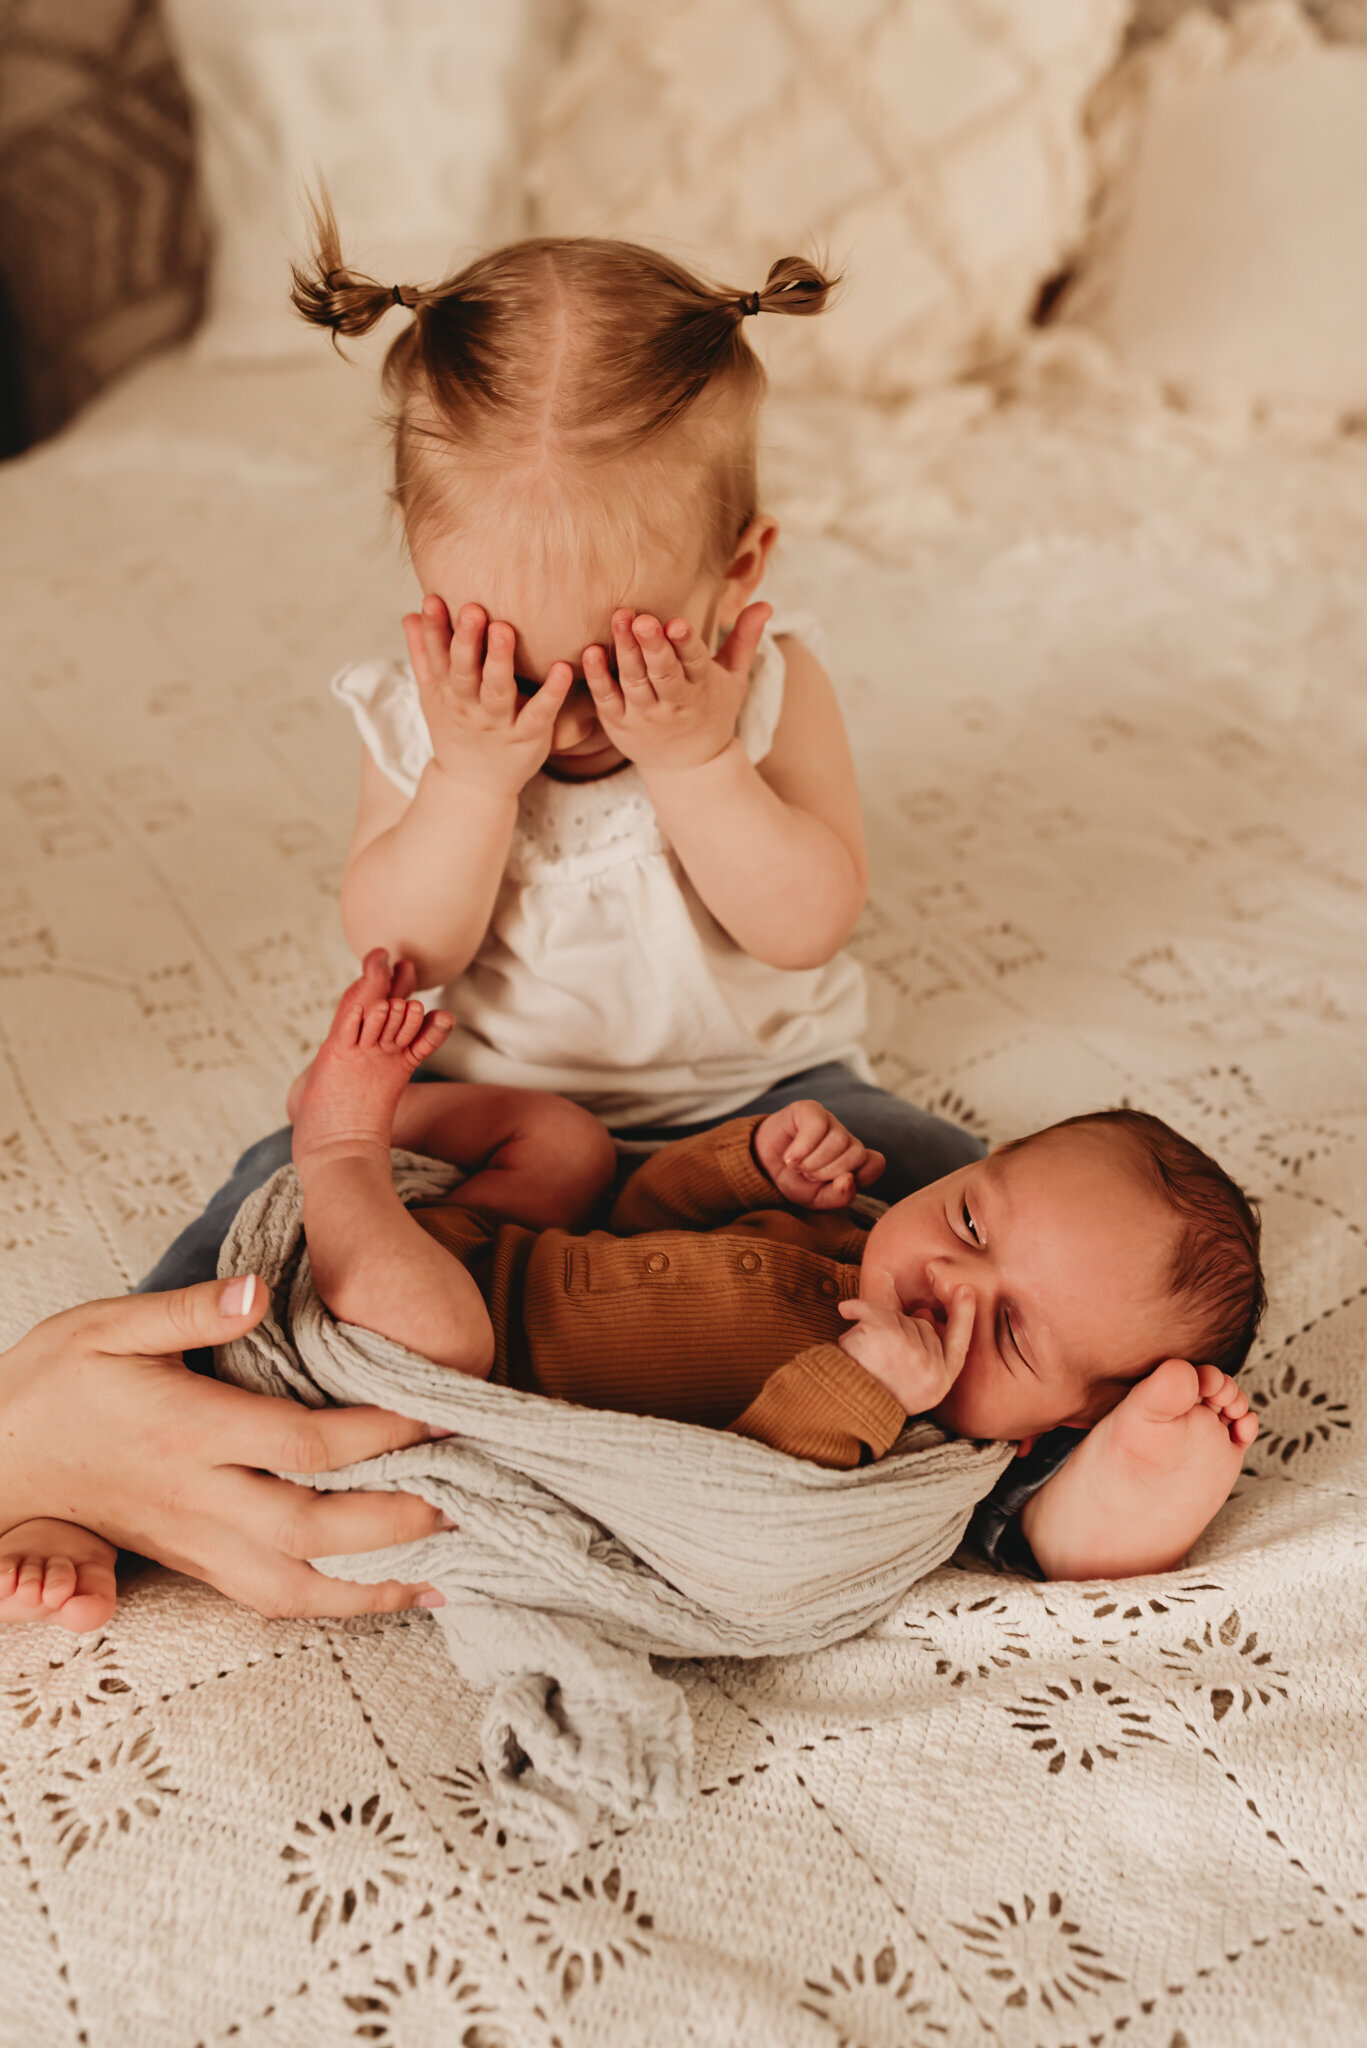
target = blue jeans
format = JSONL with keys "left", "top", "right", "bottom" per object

{"left": 136, "top": 1063, "right": 1061, "bottom": 1570}
{"left": 136, "top": 1060, "right": 985, "bottom": 1294}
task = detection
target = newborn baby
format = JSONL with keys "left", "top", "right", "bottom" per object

{"left": 1, "top": 953, "right": 1264, "bottom": 1627}
{"left": 291, "top": 957, "right": 1263, "bottom": 1563}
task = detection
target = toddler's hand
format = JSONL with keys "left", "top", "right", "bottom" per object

{"left": 836, "top": 1287, "right": 973, "bottom": 1417}
{"left": 403, "top": 598, "right": 575, "bottom": 797}
{"left": 580, "top": 602, "right": 771, "bottom": 775}
{"left": 753, "top": 1099, "right": 885, "bottom": 1210}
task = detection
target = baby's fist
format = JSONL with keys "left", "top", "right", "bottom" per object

{"left": 753, "top": 1099, "right": 885, "bottom": 1210}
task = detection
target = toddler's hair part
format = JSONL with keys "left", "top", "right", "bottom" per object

{"left": 1010, "top": 1108, "right": 1266, "bottom": 1378}
{"left": 290, "top": 192, "right": 837, "bottom": 572}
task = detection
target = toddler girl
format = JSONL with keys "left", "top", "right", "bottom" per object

{"left": 289, "top": 201, "right": 981, "bottom": 1191}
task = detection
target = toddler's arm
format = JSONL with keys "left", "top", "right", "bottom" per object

{"left": 340, "top": 600, "right": 573, "bottom": 985}
{"left": 586, "top": 614, "right": 868, "bottom": 971}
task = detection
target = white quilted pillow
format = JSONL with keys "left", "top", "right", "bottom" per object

{"left": 1062, "top": 1, "right": 1367, "bottom": 417}
{"left": 527, "top": 0, "right": 1126, "bottom": 400}
{"left": 162, "top": 0, "right": 542, "bottom": 362}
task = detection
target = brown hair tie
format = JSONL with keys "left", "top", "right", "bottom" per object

{"left": 391, "top": 284, "right": 409, "bottom": 308}
{"left": 739, "top": 290, "right": 761, "bottom": 317}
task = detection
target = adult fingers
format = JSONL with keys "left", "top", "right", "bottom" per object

{"left": 716, "top": 600, "right": 771, "bottom": 676}
{"left": 81, "top": 1274, "right": 271, "bottom": 1361}
{"left": 208, "top": 1550, "right": 442, "bottom": 1621}
{"left": 175, "top": 1380, "right": 438, "bottom": 1476}
{"left": 224, "top": 1467, "right": 452, "bottom": 1559}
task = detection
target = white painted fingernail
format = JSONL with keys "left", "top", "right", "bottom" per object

{"left": 219, "top": 1274, "right": 257, "bottom": 1318}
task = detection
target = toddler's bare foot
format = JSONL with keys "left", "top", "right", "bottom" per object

{"left": 1021, "top": 1358, "right": 1258, "bottom": 1581}
{"left": 292, "top": 951, "right": 452, "bottom": 1174}
{"left": 0, "top": 1519, "right": 118, "bottom": 1633}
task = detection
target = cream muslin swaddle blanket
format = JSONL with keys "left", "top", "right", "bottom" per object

{"left": 216, "top": 1156, "right": 1013, "bottom": 1848}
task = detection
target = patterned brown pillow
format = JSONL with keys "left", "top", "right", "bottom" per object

{"left": 0, "top": 0, "right": 206, "bottom": 454}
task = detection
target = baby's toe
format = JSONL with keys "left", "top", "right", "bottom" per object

{"left": 1131, "top": 1356, "right": 1201, "bottom": 1422}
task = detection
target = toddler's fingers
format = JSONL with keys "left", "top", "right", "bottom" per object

{"left": 582, "top": 643, "right": 625, "bottom": 719}
{"left": 448, "top": 602, "right": 486, "bottom": 689}
{"left": 517, "top": 661, "right": 576, "bottom": 732}
{"left": 634, "top": 614, "right": 687, "bottom": 699}
{"left": 716, "top": 600, "right": 772, "bottom": 678}
{"left": 665, "top": 617, "right": 712, "bottom": 684}
{"left": 417, "top": 595, "right": 459, "bottom": 686}
{"left": 611, "top": 608, "right": 650, "bottom": 692}
{"left": 480, "top": 620, "right": 518, "bottom": 709}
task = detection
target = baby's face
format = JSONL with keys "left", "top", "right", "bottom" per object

{"left": 859, "top": 1127, "right": 1194, "bottom": 1442}
{"left": 409, "top": 525, "right": 723, "bottom": 780}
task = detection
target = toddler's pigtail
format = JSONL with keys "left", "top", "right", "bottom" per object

{"left": 750, "top": 255, "right": 838, "bottom": 319}
{"left": 290, "top": 189, "right": 431, "bottom": 341}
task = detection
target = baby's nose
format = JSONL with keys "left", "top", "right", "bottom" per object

{"left": 551, "top": 688, "right": 600, "bottom": 749}
{"left": 924, "top": 1259, "right": 964, "bottom": 1324}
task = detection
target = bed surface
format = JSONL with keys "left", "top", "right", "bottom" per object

{"left": 1, "top": 343, "right": 1365, "bottom": 2045}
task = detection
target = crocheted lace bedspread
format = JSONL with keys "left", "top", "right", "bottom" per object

{"left": 0, "top": 344, "right": 1364, "bottom": 2044}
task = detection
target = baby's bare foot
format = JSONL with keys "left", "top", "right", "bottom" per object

{"left": 0, "top": 1519, "right": 118, "bottom": 1633}
{"left": 286, "top": 952, "right": 420, "bottom": 1122}
{"left": 1021, "top": 1358, "right": 1258, "bottom": 1581}
{"left": 292, "top": 951, "right": 452, "bottom": 1173}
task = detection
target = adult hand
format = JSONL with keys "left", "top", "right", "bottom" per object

{"left": 0, "top": 1276, "right": 450, "bottom": 1620}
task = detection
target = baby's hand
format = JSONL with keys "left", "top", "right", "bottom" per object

{"left": 753, "top": 1099, "right": 885, "bottom": 1210}
{"left": 403, "top": 597, "right": 575, "bottom": 796}
{"left": 580, "top": 602, "right": 771, "bottom": 775}
{"left": 836, "top": 1287, "right": 973, "bottom": 1417}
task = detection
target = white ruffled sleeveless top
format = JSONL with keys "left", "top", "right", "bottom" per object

{"left": 332, "top": 614, "right": 872, "bottom": 1129}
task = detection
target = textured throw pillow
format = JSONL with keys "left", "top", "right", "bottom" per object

{"left": 160, "top": 0, "right": 542, "bottom": 362}
{"left": 1063, "top": 1, "right": 1367, "bottom": 415}
{"left": 526, "top": 0, "right": 1126, "bottom": 401}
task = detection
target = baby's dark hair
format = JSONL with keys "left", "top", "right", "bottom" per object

{"left": 1011, "top": 1108, "right": 1265, "bottom": 1377}
{"left": 290, "top": 193, "right": 837, "bottom": 569}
